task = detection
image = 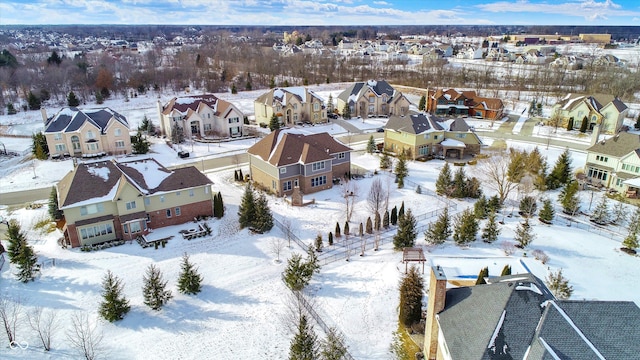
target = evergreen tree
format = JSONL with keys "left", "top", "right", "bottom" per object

{"left": 611, "top": 201, "right": 626, "bottom": 225}
{"left": 622, "top": 228, "right": 639, "bottom": 251}
{"left": 28, "top": 91, "right": 41, "bottom": 110}
{"left": 47, "top": 50, "right": 62, "bottom": 66}
{"left": 315, "top": 234, "right": 323, "bottom": 252}
{"left": 216, "top": 192, "right": 224, "bottom": 218}
{"left": 590, "top": 194, "right": 610, "bottom": 225}
{"left": 635, "top": 113, "right": 640, "bottom": 130}
{"left": 382, "top": 210, "right": 390, "bottom": 229}
{"left": 142, "top": 264, "right": 173, "bottom": 310}
{"left": 16, "top": 239, "right": 38, "bottom": 283}
{"left": 393, "top": 209, "right": 417, "bottom": 250}
{"left": 415, "top": 185, "right": 422, "bottom": 194}
{"left": 320, "top": 328, "right": 347, "bottom": 360}
{"left": 566, "top": 117, "right": 574, "bottom": 131}
{"left": 390, "top": 206, "right": 398, "bottom": 226}
{"left": 481, "top": 211, "right": 500, "bottom": 243}
{"left": 514, "top": 218, "right": 535, "bottom": 249}
{"left": 326, "top": 93, "right": 334, "bottom": 114}
{"left": 283, "top": 249, "right": 320, "bottom": 291}
{"left": 48, "top": 186, "right": 62, "bottom": 220}
{"left": 474, "top": 195, "right": 489, "bottom": 219}
{"left": 269, "top": 113, "right": 280, "bottom": 132}
{"left": 238, "top": 184, "right": 256, "bottom": 229}
{"left": 344, "top": 221, "right": 350, "bottom": 235}
{"left": 328, "top": 232, "right": 333, "bottom": 246}
{"left": 95, "top": 90, "right": 104, "bottom": 104}
{"left": 558, "top": 180, "right": 580, "bottom": 215}
{"left": 539, "top": 198, "right": 555, "bottom": 223}
{"left": 546, "top": 268, "right": 573, "bottom": 300}
{"left": 6, "top": 220, "right": 26, "bottom": 263}
{"left": 399, "top": 201, "right": 405, "bottom": 219}
{"left": 67, "top": 91, "right": 80, "bottom": 107}
{"left": 519, "top": 196, "right": 537, "bottom": 217}
{"left": 7, "top": 103, "right": 17, "bottom": 115}
{"left": 342, "top": 103, "right": 351, "bottom": 119}
{"left": 177, "top": 253, "right": 203, "bottom": 295}
{"left": 171, "top": 124, "right": 185, "bottom": 143}
{"left": 32, "top": 132, "right": 49, "bottom": 160}
{"left": 374, "top": 211, "right": 381, "bottom": 232}
{"left": 131, "top": 131, "right": 151, "bottom": 154}
{"left": 99, "top": 270, "right": 130, "bottom": 322}
{"left": 358, "top": 222, "right": 363, "bottom": 237}
{"left": 453, "top": 209, "right": 479, "bottom": 246}
{"left": 366, "top": 217, "right": 373, "bottom": 234}
{"left": 139, "top": 115, "right": 155, "bottom": 134}
{"left": 475, "top": 266, "right": 489, "bottom": 285}
{"left": 269, "top": 77, "right": 276, "bottom": 89}
{"left": 487, "top": 195, "right": 503, "bottom": 214}
{"left": 231, "top": 84, "right": 237, "bottom": 94}
{"left": 500, "top": 265, "right": 512, "bottom": 276}
{"left": 425, "top": 207, "right": 451, "bottom": 245}
{"left": 335, "top": 222, "right": 341, "bottom": 238}
{"left": 394, "top": 155, "right": 408, "bottom": 188}
{"left": 289, "top": 314, "right": 319, "bottom": 360}
{"left": 366, "top": 135, "right": 376, "bottom": 154}
{"left": 398, "top": 266, "right": 424, "bottom": 327}
{"left": 418, "top": 94, "right": 426, "bottom": 111}
{"left": 380, "top": 152, "right": 392, "bottom": 170}
{"left": 452, "top": 167, "right": 467, "bottom": 198}
{"left": 546, "top": 149, "right": 572, "bottom": 190}
{"left": 579, "top": 116, "right": 589, "bottom": 133}
{"left": 253, "top": 193, "right": 274, "bottom": 233}
{"left": 436, "top": 162, "right": 452, "bottom": 196}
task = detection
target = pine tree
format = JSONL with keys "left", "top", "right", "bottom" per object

{"left": 16, "top": 240, "right": 38, "bottom": 283}
{"left": 131, "top": 131, "right": 150, "bottom": 154}
{"left": 474, "top": 195, "right": 489, "bottom": 219}
{"left": 622, "top": 228, "right": 638, "bottom": 251}
{"left": 177, "top": 253, "right": 203, "bottom": 295}
{"left": 558, "top": 180, "right": 580, "bottom": 215}
{"left": 253, "top": 193, "right": 274, "bottom": 233}
{"left": 566, "top": 117, "right": 573, "bottom": 131}
{"left": 475, "top": 266, "right": 489, "bottom": 285}
{"left": 546, "top": 268, "right": 573, "bottom": 300}
{"left": 283, "top": 250, "right": 320, "bottom": 291}
{"left": 393, "top": 209, "right": 417, "bottom": 250}
{"left": 390, "top": 206, "right": 398, "bottom": 226}
{"left": 394, "top": 156, "right": 408, "bottom": 188}
{"left": 269, "top": 113, "right": 280, "bottom": 132}
{"left": 238, "top": 184, "right": 256, "bottom": 229}
{"left": 99, "top": 270, "right": 130, "bottom": 322}
{"left": 425, "top": 207, "right": 451, "bottom": 245}
{"left": 48, "top": 186, "right": 62, "bottom": 221}
{"left": 452, "top": 167, "right": 467, "bottom": 198}
{"left": 590, "top": 194, "right": 610, "bottom": 225}
{"left": 358, "top": 222, "right": 363, "bottom": 237}
{"left": 7, "top": 103, "right": 16, "bottom": 115}
{"left": 539, "top": 198, "right": 555, "bottom": 223}
{"left": 453, "top": 209, "right": 479, "bottom": 246}
{"left": 32, "top": 132, "right": 49, "bottom": 160}
{"left": 142, "top": 264, "right": 172, "bottom": 310}
{"left": 344, "top": 221, "right": 350, "bottom": 235}
{"left": 546, "top": 149, "right": 572, "bottom": 190}
{"left": 289, "top": 314, "right": 319, "bottom": 360}
{"left": 500, "top": 265, "right": 512, "bottom": 276}
{"left": 383, "top": 210, "right": 390, "bottom": 229}
{"left": 328, "top": 232, "right": 333, "bottom": 246}
{"left": 366, "top": 135, "right": 376, "bottom": 154}
{"left": 27, "top": 91, "right": 41, "bottom": 110}
{"left": 488, "top": 195, "right": 503, "bottom": 214}
{"left": 217, "top": 192, "right": 224, "bottom": 217}
{"left": 315, "top": 234, "right": 323, "bottom": 252}
{"left": 342, "top": 103, "right": 351, "bottom": 119}
{"left": 514, "top": 218, "right": 535, "bottom": 249}
{"left": 366, "top": 217, "right": 373, "bottom": 234}
{"left": 326, "top": 93, "right": 334, "bottom": 114}
{"left": 95, "top": 90, "right": 104, "bottom": 104}
{"left": 579, "top": 116, "right": 588, "bottom": 133}
{"left": 269, "top": 77, "right": 276, "bottom": 88}
{"left": 481, "top": 211, "right": 500, "bottom": 243}
{"left": 418, "top": 94, "right": 426, "bottom": 111}
{"left": 399, "top": 201, "right": 405, "bottom": 219}
{"left": 436, "top": 162, "right": 452, "bottom": 196}
{"left": 67, "top": 91, "right": 80, "bottom": 107}
{"left": 374, "top": 211, "right": 381, "bottom": 231}
{"left": 335, "top": 222, "right": 341, "bottom": 238}
{"left": 611, "top": 201, "right": 626, "bottom": 225}
{"left": 231, "top": 84, "right": 237, "bottom": 94}
{"left": 213, "top": 192, "right": 224, "bottom": 218}
{"left": 6, "top": 220, "right": 26, "bottom": 263}
{"left": 320, "top": 328, "right": 347, "bottom": 360}
{"left": 380, "top": 152, "right": 392, "bottom": 169}
{"left": 519, "top": 196, "right": 537, "bottom": 217}
{"left": 398, "top": 266, "right": 424, "bottom": 327}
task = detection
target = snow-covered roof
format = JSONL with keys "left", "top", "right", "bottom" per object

{"left": 440, "top": 138, "right": 466, "bottom": 148}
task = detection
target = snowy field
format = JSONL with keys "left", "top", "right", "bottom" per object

{"left": 1, "top": 79, "right": 639, "bottom": 359}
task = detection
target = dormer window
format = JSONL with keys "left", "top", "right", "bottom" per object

{"left": 114, "top": 128, "right": 122, "bottom": 136}
{"left": 86, "top": 130, "right": 95, "bottom": 139}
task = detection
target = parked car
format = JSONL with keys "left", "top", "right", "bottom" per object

{"left": 328, "top": 113, "right": 338, "bottom": 119}
{"left": 376, "top": 127, "right": 385, "bottom": 133}
{"left": 178, "top": 151, "right": 190, "bottom": 158}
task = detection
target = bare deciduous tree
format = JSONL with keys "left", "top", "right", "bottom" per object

{"left": 340, "top": 180, "right": 359, "bottom": 222}
{"left": 281, "top": 218, "right": 295, "bottom": 248}
{"left": 270, "top": 237, "right": 286, "bottom": 263}
{"left": 477, "top": 151, "right": 519, "bottom": 203}
{"left": 27, "top": 306, "right": 61, "bottom": 351}
{"left": 0, "top": 294, "right": 23, "bottom": 346}
{"left": 367, "top": 178, "right": 386, "bottom": 216}
{"left": 66, "top": 312, "right": 104, "bottom": 360}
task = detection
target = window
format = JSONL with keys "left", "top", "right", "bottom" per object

{"left": 283, "top": 181, "right": 292, "bottom": 192}
{"left": 337, "top": 153, "right": 345, "bottom": 159}
{"left": 129, "top": 222, "right": 142, "bottom": 233}
{"left": 54, "top": 133, "right": 62, "bottom": 140}
{"left": 175, "top": 207, "right": 181, "bottom": 216}
{"left": 313, "top": 103, "right": 320, "bottom": 111}
{"left": 166, "top": 209, "right": 172, "bottom": 218}
{"left": 189, "top": 189, "right": 194, "bottom": 197}
{"left": 424, "top": 134, "right": 430, "bottom": 139}
{"left": 369, "top": 96, "right": 375, "bottom": 103}
{"left": 80, "top": 203, "right": 104, "bottom": 216}
{"left": 312, "top": 162, "right": 325, "bottom": 171}
{"left": 419, "top": 145, "right": 429, "bottom": 155}
{"left": 293, "top": 104, "right": 298, "bottom": 110}
{"left": 125, "top": 201, "right": 136, "bottom": 210}
{"left": 456, "top": 133, "right": 466, "bottom": 139}
{"left": 294, "top": 179, "right": 299, "bottom": 187}
{"left": 80, "top": 223, "right": 113, "bottom": 239}
{"left": 207, "top": 113, "right": 211, "bottom": 119}
{"left": 176, "top": 191, "right": 181, "bottom": 196}
{"left": 311, "top": 176, "right": 327, "bottom": 187}
{"left": 114, "top": 128, "right": 122, "bottom": 136}
{"left": 280, "top": 167, "right": 286, "bottom": 174}
{"left": 314, "top": 113, "right": 318, "bottom": 121}
{"left": 160, "top": 195, "right": 165, "bottom": 203}
{"left": 588, "top": 167, "right": 608, "bottom": 181}
{"left": 293, "top": 114, "right": 298, "bottom": 122}
{"left": 205, "top": 187, "right": 209, "bottom": 194}
{"left": 55, "top": 144, "right": 66, "bottom": 152}
{"left": 204, "top": 124, "right": 212, "bottom": 131}
{"left": 231, "top": 127, "right": 240, "bottom": 135}
{"left": 272, "top": 180, "right": 276, "bottom": 189}
{"left": 595, "top": 155, "right": 608, "bottom": 162}
{"left": 369, "top": 105, "right": 375, "bottom": 113}
{"left": 115, "top": 140, "right": 125, "bottom": 148}
{"left": 616, "top": 178, "right": 623, "bottom": 186}
{"left": 228, "top": 117, "right": 240, "bottom": 124}
{"left": 146, "top": 214, "right": 151, "bottom": 222}
{"left": 144, "top": 197, "right": 150, "bottom": 206}
{"left": 86, "top": 130, "right": 95, "bottom": 139}
{"left": 87, "top": 143, "right": 99, "bottom": 151}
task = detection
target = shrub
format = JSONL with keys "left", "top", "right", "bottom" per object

{"left": 532, "top": 249, "right": 549, "bottom": 264}
{"left": 502, "top": 241, "right": 516, "bottom": 256}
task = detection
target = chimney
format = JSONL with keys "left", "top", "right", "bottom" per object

{"left": 590, "top": 121, "right": 602, "bottom": 146}
{"left": 41, "top": 108, "right": 48, "bottom": 124}
{"left": 424, "top": 265, "right": 447, "bottom": 360}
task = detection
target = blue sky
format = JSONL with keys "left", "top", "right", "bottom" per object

{"left": 0, "top": 0, "right": 639, "bottom": 26}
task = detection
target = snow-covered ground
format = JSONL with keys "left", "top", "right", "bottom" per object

{"left": 1, "top": 81, "right": 639, "bottom": 359}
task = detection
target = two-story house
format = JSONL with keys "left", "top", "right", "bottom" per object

{"left": 383, "top": 113, "right": 482, "bottom": 160}
{"left": 254, "top": 87, "right": 327, "bottom": 127}
{"left": 56, "top": 158, "right": 214, "bottom": 248}
{"left": 43, "top": 107, "right": 132, "bottom": 158}
{"left": 158, "top": 94, "right": 244, "bottom": 141}
{"left": 247, "top": 130, "right": 351, "bottom": 197}
{"left": 584, "top": 132, "right": 640, "bottom": 197}
{"left": 424, "top": 266, "right": 640, "bottom": 360}
{"left": 426, "top": 88, "right": 504, "bottom": 120}
{"left": 336, "top": 80, "right": 411, "bottom": 119}
{"left": 552, "top": 93, "right": 628, "bottom": 135}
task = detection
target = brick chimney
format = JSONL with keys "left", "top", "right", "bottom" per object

{"left": 41, "top": 108, "right": 48, "bottom": 124}
{"left": 424, "top": 265, "right": 447, "bottom": 360}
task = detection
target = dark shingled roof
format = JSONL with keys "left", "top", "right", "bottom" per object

{"left": 385, "top": 113, "right": 443, "bottom": 134}
{"left": 45, "top": 107, "right": 128, "bottom": 134}
{"left": 586, "top": 132, "right": 640, "bottom": 157}
{"left": 337, "top": 80, "right": 395, "bottom": 104}
{"left": 162, "top": 94, "right": 221, "bottom": 115}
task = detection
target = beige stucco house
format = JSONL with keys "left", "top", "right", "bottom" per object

{"left": 254, "top": 87, "right": 327, "bottom": 126}
{"left": 247, "top": 130, "right": 351, "bottom": 197}
{"left": 57, "top": 158, "right": 214, "bottom": 248}
{"left": 158, "top": 94, "right": 244, "bottom": 141}
{"left": 43, "top": 107, "right": 132, "bottom": 158}
{"left": 584, "top": 132, "right": 640, "bottom": 198}
{"left": 336, "top": 80, "right": 411, "bottom": 118}
{"left": 551, "top": 94, "right": 628, "bottom": 135}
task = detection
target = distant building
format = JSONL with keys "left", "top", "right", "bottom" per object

{"left": 426, "top": 88, "right": 504, "bottom": 120}
{"left": 254, "top": 87, "right": 327, "bottom": 127}
{"left": 336, "top": 80, "right": 411, "bottom": 118}
{"left": 579, "top": 33, "right": 612, "bottom": 44}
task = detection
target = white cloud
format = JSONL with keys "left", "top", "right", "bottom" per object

{"left": 373, "top": 1, "right": 390, "bottom": 5}
{"left": 476, "top": 0, "right": 640, "bottom": 22}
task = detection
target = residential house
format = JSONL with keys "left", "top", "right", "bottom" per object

{"left": 254, "top": 87, "right": 327, "bottom": 127}
{"left": 247, "top": 130, "right": 351, "bottom": 197}
{"left": 158, "top": 94, "right": 244, "bottom": 141}
{"left": 383, "top": 113, "right": 482, "bottom": 160}
{"left": 336, "top": 80, "right": 411, "bottom": 119}
{"left": 426, "top": 89, "right": 504, "bottom": 120}
{"left": 424, "top": 266, "right": 640, "bottom": 360}
{"left": 56, "top": 158, "right": 214, "bottom": 248}
{"left": 551, "top": 93, "right": 628, "bottom": 135}
{"left": 43, "top": 107, "right": 132, "bottom": 158}
{"left": 584, "top": 132, "right": 640, "bottom": 198}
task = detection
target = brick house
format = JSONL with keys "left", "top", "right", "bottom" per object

{"left": 56, "top": 158, "right": 214, "bottom": 248}
{"left": 336, "top": 80, "right": 411, "bottom": 118}
{"left": 247, "top": 130, "right": 351, "bottom": 197}
{"left": 425, "top": 88, "right": 504, "bottom": 120}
